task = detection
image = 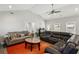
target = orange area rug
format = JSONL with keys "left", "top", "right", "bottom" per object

{"left": 7, "top": 41, "right": 49, "bottom": 54}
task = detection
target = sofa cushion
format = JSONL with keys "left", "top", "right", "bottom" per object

{"left": 54, "top": 40, "right": 65, "bottom": 50}
{"left": 49, "top": 37, "right": 59, "bottom": 43}
{"left": 6, "top": 39, "right": 25, "bottom": 46}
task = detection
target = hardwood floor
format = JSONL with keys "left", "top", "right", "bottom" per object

{"left": 7, "top": 41, "right": 51, "bottom": 54}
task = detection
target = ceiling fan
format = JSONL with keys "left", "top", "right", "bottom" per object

{"left": 47, "top": 4, "right": 61, "bottom": 15}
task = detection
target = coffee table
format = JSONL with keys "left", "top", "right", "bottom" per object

{"left": 25, "top": 38, "right": 40, "bottom": 51}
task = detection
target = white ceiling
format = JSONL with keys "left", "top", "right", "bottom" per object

{"left": 0, "top": 4, "right": 79, "bottom": 20}
{"left": 0, "top": 4, "right": 34, "bottom": 11}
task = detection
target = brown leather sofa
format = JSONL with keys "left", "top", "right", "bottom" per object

{"left": 40, "top": 31, "right": 73, "bottom": 44}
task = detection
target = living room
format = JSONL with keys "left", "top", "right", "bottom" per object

{"left": 0, "top": 4, "right": 79, "bottom": 54}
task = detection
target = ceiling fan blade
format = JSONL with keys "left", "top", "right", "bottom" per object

{"left": 48, "top": 11, "right": 61, "bottom": 15}
{"left": 48, "top": 12, "right": 52, "bottom": 15}
{"left": 47, "top": 11, "right": 55, "bottom": 15}
{"left": 45, "top": 4, "right": 61, "bottom": 15}
{"left": 54, "top": 11, "right": 61, "bottom": 13}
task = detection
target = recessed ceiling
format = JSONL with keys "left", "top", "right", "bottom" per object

{"left": 0, "top": 4, "right": 79, "bottom": 20}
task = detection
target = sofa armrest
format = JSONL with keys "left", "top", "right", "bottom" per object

{"left": 45, "top": 47, "right": 61, "bottom": 54}
{"left": 67, "top": 35, "right": 76, "bottom": 43}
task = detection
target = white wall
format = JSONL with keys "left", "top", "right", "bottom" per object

{"left": 46, "top": 15, "right": 79, "bottom": 35}
{"left": 0, "top": 10, "right": 45, "bottom": 35}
